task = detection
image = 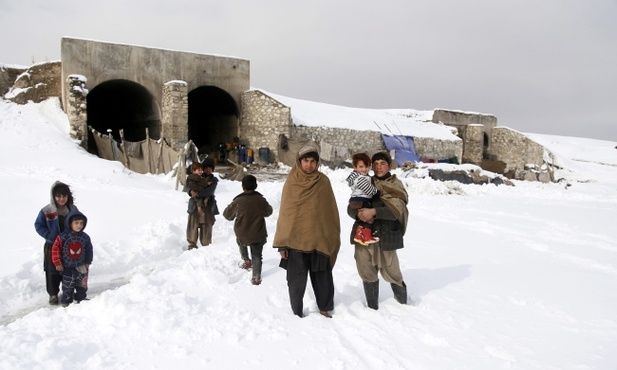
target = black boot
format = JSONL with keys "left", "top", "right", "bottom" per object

{"left": 391, "top": 282, "right": 407, "bottom": 304}
{"left": 363, "top": 281, "right": 379, "bottom": 310}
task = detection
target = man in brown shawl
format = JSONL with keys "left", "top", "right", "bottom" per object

{"left": 347, "top": 151, "right": 409, "bottom": 310}
{"left": 273, "top": 144, "right": 341, "bottom": 318}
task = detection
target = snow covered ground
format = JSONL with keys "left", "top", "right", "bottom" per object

{"left": 0, "top": 97, "right": 616, "bottom": 369}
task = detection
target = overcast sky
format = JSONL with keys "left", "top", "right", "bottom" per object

{"left": 1, "top": 0, "right": 615, "bottom": 141}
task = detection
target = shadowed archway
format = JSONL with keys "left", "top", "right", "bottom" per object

{"left": 188, "top": 86, "right": 239, "bottom": 157}
{"left": 87, "top": 79, "right": 160, "bottom": 155}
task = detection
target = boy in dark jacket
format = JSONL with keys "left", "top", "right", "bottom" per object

{"left": 187, "top": 158, "right": 218, "bottom": 249}
{"left": 347, "top": 151, "right": 409, "bottom": 310}
{"left": 52, "top": 210, "right": 94, "bottom": 307}
{"left": 223, "top": 175, "right": 273, "bottom": 285}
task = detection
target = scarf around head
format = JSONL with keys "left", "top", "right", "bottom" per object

{"left": 273, "top": 162, "right": 341, "bottom": 267}
{"left": 374, "top": 174, "right": 409, "bottom": 234}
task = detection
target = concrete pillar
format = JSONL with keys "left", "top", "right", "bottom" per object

{"left": 161, "top": 81, "right": 188, "bottom": 152}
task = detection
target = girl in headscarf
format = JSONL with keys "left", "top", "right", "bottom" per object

{"left": 34, "top": 181, "right": 78, "bottom": 305}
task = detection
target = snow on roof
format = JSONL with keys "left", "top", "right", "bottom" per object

{"left": 262, "top": 90, "right": 460, "bottom": 141}
{"left": 0, "top": 62, "right": 28, "bottom": 69}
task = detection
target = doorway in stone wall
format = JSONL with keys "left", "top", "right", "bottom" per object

{"left": 188, "top": 86, "right": 239, "bottom": 160}
{"left": 86, "top": 79, "right": 161, "bottom": 156}
{"left": 483, "top": 132, "right": 490, "bottom": 159}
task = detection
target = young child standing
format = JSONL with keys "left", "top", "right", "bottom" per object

{"left": 51, "top": 210, "right": 93, "bottom": 307}
{"left": 186, "top": 162, "right": 212, "bottom": 217}
{"left": 223, "top": 175, "right": 273, "bottom": 285}
{"left": 34, "top": 181, "right": 79, "bottom": 305}
{"left": 346, "top": 153, "right": 380, "bottom": 246}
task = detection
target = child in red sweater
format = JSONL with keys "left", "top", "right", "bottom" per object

{"left": 52, "top": 210, "right": 93, "bottom": 307}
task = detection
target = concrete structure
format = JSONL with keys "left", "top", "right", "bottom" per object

{"left": 1, "top": 38, "right": 551, "bottom": 181}
{"left": 432, "top": 109, "right": 498, "bottom": 165}
{"left": 61, "top": 37, "right": 249, "bottom": 154}
{"left": 431, "top": 108, "right": 545, "bottom": 178}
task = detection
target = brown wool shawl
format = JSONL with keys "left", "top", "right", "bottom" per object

{"left": 273, "top": 163, "right": 341, "bottom": 267}
{"left": 374, "top": 174, "right": 409, "bottom": 234}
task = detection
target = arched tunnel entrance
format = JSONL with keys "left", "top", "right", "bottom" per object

{"left": 188, "top": 86, "right": 239, "bottom": 158}
{"left": 86, "top": 79, "right": 161, "bottom": 155}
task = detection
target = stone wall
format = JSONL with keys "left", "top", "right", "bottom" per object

{"left": 240, "top": 90, "right": 467, "bottom": 166}
{"left": 413, "top": 136, "right": 463, "bottom": 161}
{"left": 152, "top": 84, "right": 555, "bottom": 181}
{"left": 0, "top": 65, "right": 27, "bottom": 96}
{"left": 240, "top": 90, "right": 384, "bottom": 165}
{"left": 291, "top": 126, "right": 383, "bottom": 152}
{"left": 461, "top": 124, "right": 484, "bottom": 165}
{"left": 65, "top": 75, "right": 88, "bottom": 148}
{"left": 240, "top": 90, "right": 292, "bottom": 164}
{"left": 5, "top": 61, "right": 61, "bottom": 104}
{"left": 290, "top": 125, "right": 384, "bottom": 166}
{"left": 487, "top": 127, "right": 544, "bottom": 173}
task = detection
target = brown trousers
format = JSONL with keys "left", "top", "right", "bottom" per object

{"left": 186, "top": 209, "right": 215, "bottom": 248}
{"left": 354, "top": 244, "right": 404, "bottom": 286}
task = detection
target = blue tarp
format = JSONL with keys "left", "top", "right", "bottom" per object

{"left": 381, "top": 134, "right": 420, "bottom": 166}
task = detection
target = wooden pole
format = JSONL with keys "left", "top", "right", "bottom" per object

{"left": 155, "top": 138, "right": 164, "bottom": 174}
{"left": 107, "top": 129, "right": 115, "bottom": 161}
{"left": 119, "top": 129, "right": 130, "bottom": 168}
{"left": 145, "top": 128, "right": 152, "bottom": 174}
{"left": 175, "top": 148, "right": 185, "bottom": 191}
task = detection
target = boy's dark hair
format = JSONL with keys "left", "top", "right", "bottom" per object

{"left": 352, "top": 153, "right": 371, "bottom": 168}
{"left": 242, "top": 175, "right": 257, "bottom": 191}
{"left": 69, "top": 213, "right": 86, "bottom": 226}
{"left": 371, "top": 151, "right": 392, "bottom": 166}
{"left": 203, "top": 158, "right": 215, "bottom": 170}
{"left": 191, "top": 162, "right": 204, "bottom": 172}
{"left": 70, "top": 214, "right": 86, "bottom": 224}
